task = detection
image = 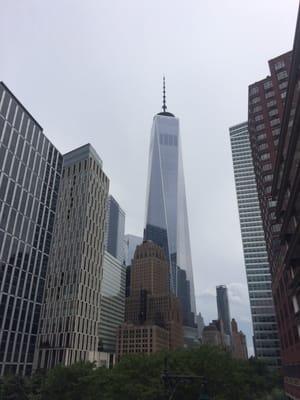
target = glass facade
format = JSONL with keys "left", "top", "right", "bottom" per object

{"left": 230, "top": 122, "right": 281, "bottom": 367}
{"left": 144, "top": 113, "right": 196, "bottom": 327}
{"left": 99, "top": 251, "right": 126, "bottom": 353}
{"left": 0, "top": 82, "right": 62, "bottom": 375}
{"left": 104, "top": 195, "right": 125, "bottom": 263}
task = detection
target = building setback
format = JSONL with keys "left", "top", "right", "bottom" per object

{"left": 34, "top": 144, "right": 109, "bottom": 369}
{"left": 116, "top": 241, "right": 183, "bottom": 360}
{"left": 271, "top": 7, "right": 300, "bottom": 398}
{"left": 0, "top": 82, "right": 62, "bottom": 375}
{"left": 230, "top": 122, "right": 280, "bottom": 367}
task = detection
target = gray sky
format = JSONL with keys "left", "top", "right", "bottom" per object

{"left": 1, "top": 0, "right": 298, "bottom": 355}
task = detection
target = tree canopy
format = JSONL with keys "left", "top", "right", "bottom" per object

{"left": 0, "top": 346, "right": 284, "bottom": 400}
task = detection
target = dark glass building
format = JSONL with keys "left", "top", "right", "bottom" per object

{"left": 0, "top": 82, "right": 62, "bottom": 375}
{"left": 104, "top": 195, "right": 125, "bottom": 263}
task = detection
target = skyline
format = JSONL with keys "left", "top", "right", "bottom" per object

{"left": 1, "top": 0, "right": 298, "bottom": 356}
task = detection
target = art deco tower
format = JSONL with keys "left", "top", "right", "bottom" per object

{"left": 144, "top": 78, "right": 196, "bottom": 327}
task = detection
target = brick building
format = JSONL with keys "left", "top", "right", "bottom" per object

{"left": 271, "top": 7, "right": 300, "bottom": 398}
{"left": 116, "top": 241, "right": 183, "bottom": 359}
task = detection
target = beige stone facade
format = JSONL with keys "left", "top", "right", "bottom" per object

{"left": 34, "top": 144, "right": 109, "bottom": 369}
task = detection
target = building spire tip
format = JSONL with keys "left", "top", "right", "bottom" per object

{"left": 162, "top": 76, "right": 167, "bottom": 112}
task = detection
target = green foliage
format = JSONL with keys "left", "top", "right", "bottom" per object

{"left": 0, "top": 346, "right": 284, "bottom": 400}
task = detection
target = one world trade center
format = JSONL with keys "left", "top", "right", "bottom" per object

{"left": 144, "top": 78, "right": 196, "bottom": 328}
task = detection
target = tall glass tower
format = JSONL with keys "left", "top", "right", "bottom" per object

{"left": 144, "top": 78, "right": 196, "bottom": 327}
{"left": 230, "top": 122, "right": 280, "bottom": 367}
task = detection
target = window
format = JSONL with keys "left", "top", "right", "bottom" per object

{"left": 261, "top": 153, "right": 270, "bottom": 161}
{"left": 279, "top": 81, "right": 288, "bottom": 90}
{"left": 265, "top": 91, "right": 275, "bottom": 99}
{"left": 264, "top": 81, "right": 273, "bottom": 90}
{"left": 250, "top": 86, "right": 259, "bottom": 95}
{"left": 256, "top": 123, "right": 265, "bottom": 131}
{"left": 277, "top": 70, "right": 288, "bottom": 80}
{"left": 270, "top": 118, "right": 280, "bottom": 127}
{"left": 269, "top": 109, "right": 278, "bottom": 117}
{"left": 262, "top": 163, "right": 272, "bottom": 172}
{"left": 257, "top": 133, "right": 266, "bottom": 141}
{"left": 251, "top": 97, "right": 261, "bottom": 104}
{"left": 253, "top": 105, "right": 262, "bottom": 113}
{"left": 274, "top": 60, "right": 285, "bottom": 71}
{"left": 255, "top": 115, "right": 264, "bottom": 122}
{"left": 258, "top": 143, "right": 268, "bottom": 151}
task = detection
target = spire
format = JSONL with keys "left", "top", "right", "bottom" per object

{"left": 162, "top": 76, "right": 167, "bottom": 112}
{"left": 157, "top": 76, "right": 175, "bottom": 117}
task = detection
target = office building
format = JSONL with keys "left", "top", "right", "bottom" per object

{"left": 34, "top": 144, "right": 109, "bottom": 369}
{"left": 98, "top": 251, "right": 125, "bottom": 361}
{"left": 230, "top": 122, "right": 280, "bottom": 367}
{"left": 216, "top": 285, "right": 232, "bottom": 339}
{"left": 271, "top": 7, "right": 300, "bottom": 398}
{"left": 116, "top": 241, "right": 183, "bottom": 360}
{"left": 0, "top": 82, "right": 62, "bottom": 375}
{"left": 144, "top": 78, "right": 196, "bottom": 329}
{"left": 99, "top": 195, "right": 126, "bottom": 356}
{"left": 231, "top": 318, "right": 248, "bottom": 360}
{"left": 104, "top": 195, "right": 125, "bottom": 263}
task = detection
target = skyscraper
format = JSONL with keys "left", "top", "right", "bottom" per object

{"left": 230, "top": 122, "right": 280, "bottom": 367}
{"left": 216, "top": 285, "right": 232, "bottom": 339}
{"left": 0, "top": 82, "right": 63, "bottom": 375}
{"left": 144, "top": 78, "right": 196, "bottom": 329}
{"left": 104, "top": 195, "right": 125, "bottom": 263}
{"left": 34, "top": 144, "right": 109, "bottom": 369}
{"left": 116, "top": 241, "right": 183, "bottom": 360}
{"left": 99, "top": 196, "right": 126, "bottom": 360}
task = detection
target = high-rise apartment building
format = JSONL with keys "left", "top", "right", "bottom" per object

{"left": 116, "top": 241, "right": 183, "bottom": 360}
{"left": 248, "top": 52, "right": 292, "bottom": 271}
{"left": 104, "top": 195, "right": 125, "bottom": 263}
{"left": 271, "top": 8, "right": 300, "bottom": 398}
{"left": 230, "top": 122, "right": 280, "bottom": 367}
{"left": 34, "top": 144, "right": 109, "bottom": 369}
{"left": 0, "top": 82, "right": 62, "bottom": 375}
{"left": 216, "top": 285, "right": 232, "bottom": 340}
{"left": 144, "top": 79, "right": 196, "bottom": 330}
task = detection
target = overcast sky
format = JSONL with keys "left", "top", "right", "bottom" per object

{"left": 1, "top": 0, "right": 298, "bottom": 355}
